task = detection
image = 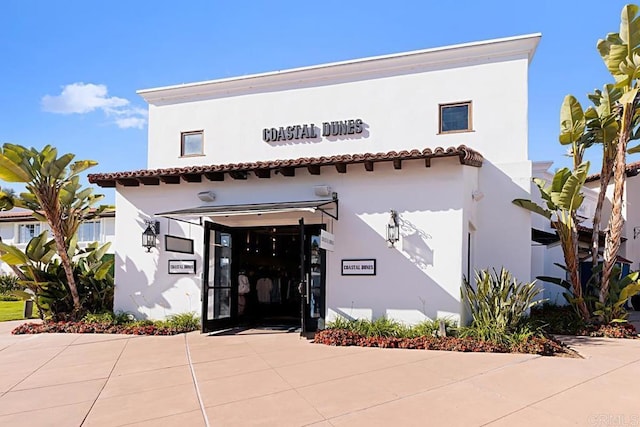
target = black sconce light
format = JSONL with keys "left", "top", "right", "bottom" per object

{"left": 142, "top": 220, "right": 160, "bottom": 252}
{"left": 387, "top": 210, "right": 399, "bottom": 248}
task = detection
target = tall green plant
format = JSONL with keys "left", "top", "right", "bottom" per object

{"left": 0, "top": 144, "right": 107, "bottom": 315}
{"left": 0, "top": 235, "right": 114, "bottom": 319}
{"left": 513, "top": 161, "right": 591, "bottom": 319}
{"left": 585, "top": 85, "right": 621, "bottom": 274}
{"left": 461, "top": 268, "right": 544, "bottom": 341}
{"left": 597, "top": 4, "right": 640, "bottom": 303}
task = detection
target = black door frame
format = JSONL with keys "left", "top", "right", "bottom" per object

{"left": 201, "top": 221, "right": 237, "bottom": 333}
{"left": 202, "top": 220, "right": 327, "bottom": 334}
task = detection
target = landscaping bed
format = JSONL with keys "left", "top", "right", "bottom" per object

{"left": 529, "top": 305, "right": 638, "bottom": 339}
{"left": 11, "top": 312, "right": 200, "bottom": 336}
{"left": 12, "top": 321, "right": 197, "bottom": 335}
{"left": 313, "top": 328, "right": 573, "bottom": 357}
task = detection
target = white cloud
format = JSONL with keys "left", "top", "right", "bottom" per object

{"left": 41, "top": 83, "right": 147, "bottom": 129}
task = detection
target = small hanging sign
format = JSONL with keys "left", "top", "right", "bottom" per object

{"left": 320, "top": 230, "right": 335, "bottom": 252}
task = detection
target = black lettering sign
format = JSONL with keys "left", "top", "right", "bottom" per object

{"left": 263, "top": 119, "right": 364, "bottom": 142}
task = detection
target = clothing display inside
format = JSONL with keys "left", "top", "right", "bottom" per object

{"left": 233, "top": 225, "right": 320, "bottom": 326}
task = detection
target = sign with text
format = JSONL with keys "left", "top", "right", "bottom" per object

{"left": 168, "top": 260, "right": 196, "bottom": 275}
{"left": 341, "top": 259, "right": 376, "bottom": 276}
{"left": 320, "top": 230, "right": 335, "bottom": 252}
{"left": 263, "top": 119, "right": 364, "bottom": 142}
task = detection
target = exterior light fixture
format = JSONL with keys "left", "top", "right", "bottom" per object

{"left": 197, "top": 190, "right": 216, "bottom": 203}
{"left": 387, "top": 210, "right": 399, "bottom": 248}
{"left": 142, "top": 220, "right": 160, "bottom": 252}
{"left": 313, "top": 185, "right": 332, "bottom": 197}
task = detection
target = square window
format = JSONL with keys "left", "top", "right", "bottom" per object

{"left": 77, "top": 220, "right": 101, "bottom": 242}
{"left": 181, "top": 131, "right": 204, "bottom": 156}
{"left": 439, "top": 102, "right": 472, "bottom": 133}
{"left": 17, "top": 223, "right": 41, "bottom": 243}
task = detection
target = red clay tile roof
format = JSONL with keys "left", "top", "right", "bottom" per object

{"left": 585, "top": 160, "right": 640, "bottom": 183}
{"left": 88, "top": 145, "right": 483, "bottom": 188}
{"left": 0, "top": 209, "right": 115, "bottom": 222}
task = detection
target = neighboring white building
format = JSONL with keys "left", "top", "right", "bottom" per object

{"left": 0, "top": 209, "right": 116, "bottom": 275}
{"left": 584, "top": 160, "right": 640, "bottom": 271}
{"left": 531, "top": 161, "right": 637, "bottom": 305}
{"left": 89, "top": 34, "right": 540, "bottom": 332}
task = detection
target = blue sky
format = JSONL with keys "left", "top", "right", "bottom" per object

{"left": 0, "top": 0, "right": 634, "bottom": 203}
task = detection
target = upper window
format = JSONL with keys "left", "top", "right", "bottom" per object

{"left": 17, "top": 223, "right": 41, "bottom": 243}
{"left": 181, "top": 131, "right": 204, "bottom": 157}
{"left": 77, "top": 220, "right": 101, "bottom": 242}
{"left": 439, "top": 102, "right": 472, "bottom": 133}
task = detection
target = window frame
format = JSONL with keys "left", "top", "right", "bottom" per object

{"left": 438, "top": 101, "right": 473, "bottom": 134}
{"left": 77, "top": 220, "right": 102, "bottom": 243}
{"left": 180, "top": 130, "right": 205, "bottom": 157}
{"left": 16, "top": 223, "right": 42, "bottom": 244}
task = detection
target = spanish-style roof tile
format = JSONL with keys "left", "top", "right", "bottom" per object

{"left": 585, "top": 160, "right": 640, "bottom": 183}
{"left": 0, "top": 208, "right": 115, "bottom": 222}
{"left": 88, "top": 145, "right": 483, "bottom": 187}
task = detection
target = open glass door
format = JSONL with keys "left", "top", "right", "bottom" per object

{"left": 202, "top": 222, "right": 236, "bottom": 332}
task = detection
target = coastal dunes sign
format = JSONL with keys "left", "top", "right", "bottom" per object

{"left": 262, "top": 119, "right": 364, "bottom": 143}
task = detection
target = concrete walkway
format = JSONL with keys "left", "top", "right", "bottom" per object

{"left": 0, "top": 320, "right": 639, "bottom": 426}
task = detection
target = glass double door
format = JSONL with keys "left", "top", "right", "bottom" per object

{"left": 202, "top": 221, "right": 326, "bottom": 334}
{"left": 202, "top": 223, "right": 234, "bottom": 332}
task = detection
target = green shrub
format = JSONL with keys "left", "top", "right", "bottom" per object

{"left": 461, "top": 268, "right": 545, "bottom": 344}
{"left": 326, "top": 316, "right": 353, "bottom": 330}
{"left": 0, "top": 294, "right": 20, "bottom": 302}
{"left": 131, "top": 319, "right": 155, "bottom": 327}
{"left": 82, "top": 311, "right": 115, "bottom": 324}
{"left": 410, "top": 318, "right": 458, "bottom": 338}
{"left": 82, "top": 310, "right": 135, "bottom": 325}
{"left": 529, "top": 303, "right": 585, "bottom": 334}
{"left": 165, "top": 312, "right": 200, "bottom": 330}
{"left": 0, "top": 274, "right": 20, "bottom": 294}
{"left": 326, "top": 316, "right": 458, "bottom": 339}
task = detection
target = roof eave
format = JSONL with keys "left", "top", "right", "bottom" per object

{"left": 138, "top": 34, "right": 541, "bottom": 105}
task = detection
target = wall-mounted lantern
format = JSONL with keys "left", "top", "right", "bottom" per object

{"left": 142, "top": 220, "right": 160, "bottom": 252}
{"left": 387, "top": 210, "right": 399, "bottom": 248}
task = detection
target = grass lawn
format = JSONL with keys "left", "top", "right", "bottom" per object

{"left": 0, "top": 301, "right": 28, "bottom": 322}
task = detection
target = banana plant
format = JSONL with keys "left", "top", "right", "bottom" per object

{"left": 0, "top": 231, "right": 58, "bottom": 318}
{"left": 0, "top": 143, "right": 107, "bottom": 316}
{"left": 596, "top": 4, "right": 640, "bottom": 304}
{"left": 584, "top": 85, "right": 621, "bottom": 279}
{"left": 514, "top": 161, "right": 591, "bottom": 320}
{"left": 593, "top": 271, "right": 640, "bottom": 323}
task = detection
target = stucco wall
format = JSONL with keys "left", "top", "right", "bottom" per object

{"left": 114, "top": 159, "right": 475, "bottom": 323}
{"left": 113, "top": 36, "right": 536, "bottom": 324}
{"left": 146, "top": 57, "right": 530, "bottom": 169}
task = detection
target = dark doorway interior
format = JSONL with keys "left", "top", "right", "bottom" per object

{"left": 233, "top": 224, "right": 324, "bottom": 330}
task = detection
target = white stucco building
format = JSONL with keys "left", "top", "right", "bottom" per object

{"left": 530, "top": 160, "right": 640, "bottom": 307}
{"left": 89, "top": 34, "right": 540, "bottom": 332}
{"left": 0, "top": 208, "right": 116, "bottom": 275}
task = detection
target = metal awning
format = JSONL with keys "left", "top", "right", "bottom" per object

{"left": 156, "top": 199, "right": 338, "bottom": 220}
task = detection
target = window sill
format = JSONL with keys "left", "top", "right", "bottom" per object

{"left": 179, "top": 154, "right": 206, "bottom": 158}
{"left": 438, "top": 129, "right": 475, "bottom": 135}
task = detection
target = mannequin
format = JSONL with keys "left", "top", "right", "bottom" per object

{"left": 238, "top": 271, "right": 250, "bottom": 315}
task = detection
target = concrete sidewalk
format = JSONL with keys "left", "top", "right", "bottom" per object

{"left": 0, "top": 320, "right": 639, "bottom": 426}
